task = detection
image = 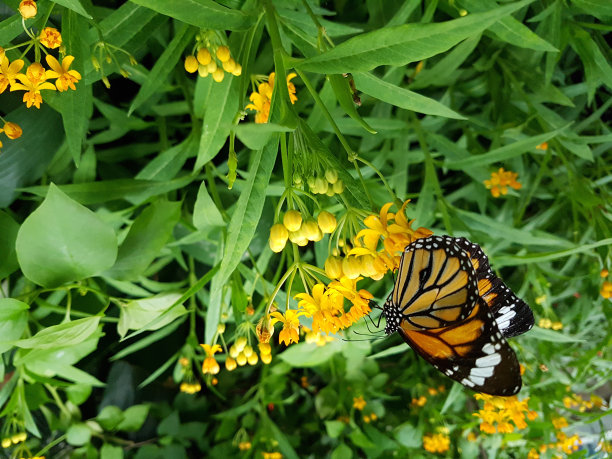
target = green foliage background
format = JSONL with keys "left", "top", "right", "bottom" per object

{"left": 0, "top": 0, "right": 611, "bottom": 458}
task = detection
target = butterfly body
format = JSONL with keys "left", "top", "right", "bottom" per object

{"left": 382, "top": 235, "right": 534, "bottom": 396}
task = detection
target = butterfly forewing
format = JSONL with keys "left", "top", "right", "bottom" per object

{"left": 398, "top": 297, "right": 522, "bottom": 396}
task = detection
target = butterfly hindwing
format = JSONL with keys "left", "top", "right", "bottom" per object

{"left": 398, "top": 297, "right": 522, "bottom": 396}
{"left": 453, "top": 237, "right": 534, "bottom": 338}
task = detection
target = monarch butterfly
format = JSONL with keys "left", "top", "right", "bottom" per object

{"left": 382, "top": 235, "right": 534, "bottom": 396}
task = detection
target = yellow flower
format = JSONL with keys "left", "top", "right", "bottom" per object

{"left": 283, "top": 209, "right": 302, "bottom": 232}
{"left": 262, "top": 452, "right": 282, "bottom": 459}
{"left": 200, "top": 343, "right": 222, "bottom": 375}
{"left": 2, "top": 122, "right": 22, "bottom": 139}
{"left": 225, "top": 357, "right": 237, "bottom": 371}
{"left": 353, "top": 396, "right": 366, "bottom": 410}
{"left": 11, "top": 64, "right": 56, "bottom": 108}
{"left": 0, "top": 57, "right": 25, "bottom": 93}
{"left": 270, "top": 309, "right": 303, "bottom": 345}
{"left": 197, "top": 48, "right": 211, "bottom": 65}
{"left": 184, "top": 55, "right": 198, "bottom": 73}
{"left": 45, "top": 55, "right": 81, "bottom": 91}
{"left": 179, "top": 382, "right": 201, "bottom": 394}
{"left": 484, "top": 167, "right": 522, "bottom": 198}
{"left": 317, "top": 210, "right": 337, "bottom": 234}
{"left": 601, "top": 281, "right": 612, "bottom": 299}
{"left": 39, "top": 27, "right": 62, "bottom": 49}
{"left": 552, "top": 417, "right": 568, "bottom": 430}
{"left": 423, "top": 433, "right": 450, "bottom": 453}
{"left": 324, "top": 256, "right": 343, "bottom": 279}
{"left": 473, "top": 394, "right": 537, "bottom": 434}
{"left": 245, "top": 72, "right": 298, "bottom": 123}
{"left": 536, "top": 142, "right": 548, "bottom": 150}
{"left": 19, "top": 0, "right": 37, "bottom": 19}
{"left": 1, "top": 438, "right": 10, "bottom": 448}
{"left": 527, "top": 448, "right": 540, "bottom": 459}
{"left": 238, "top": 441, "right": 251, "bottom": 451}
{"left": 216, "top": 45, "right": 230, "bottom": 62}
{"left": 411, "top": 396, "right": 427, "bottom": 407}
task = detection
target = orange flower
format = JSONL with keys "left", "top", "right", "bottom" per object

{"left": 2, "top": 122, "right": 22, "bottom": 140}
{"left": 200, "top": 343, "right": 222, "bottom": 375}
{"left": 39, "top": 27, "right": 62, "bottom": 49}
{"left": 19, "top": 0, "right": 37, "bottom": 19}
{"left": 245, "top": 72, "right": 298, "bottom": 123}
{"left": 10, "top": 64, "right": 56, "bottom": 108}
{"left": 45, "top": 55, "right": 81, "bottom": 91}
{"left": 270, "top": 309, "right": 303, "bottom": 345}
{"left": 0, "top": 57, "right": 25, "bottom": 93}
{"left": 484, "top": 167, "right": 522, "bottom": 198}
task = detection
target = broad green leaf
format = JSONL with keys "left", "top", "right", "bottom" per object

{"left": 0, "top": 299, "right": 29, "bottom": 353}
{"left": 331, "top": 443, "right": 352, "bottom": 459}
{"left": 571, "top": 0, "right": 612, "bottom": 18}
{"left": 325, "top": 421, "right": 346, "bottom": 439}
{"left": 0, "top": 211, "right": 19, "bottom": 279}
{"left": 195, "top": 77, "right": 239, "bottom": 170}
{"left": 490, "top": 16, "right": 557, "bottom": 51}
{"left": 279, "top": 341, "right": 342, "bottom": 367}
{"left": 16, "top": 317, "right": 100, "bottom": 349}
{"left": 193, "top": 181, "right": 225, "bottom": 230}
{"left": 444, "top": 127, "right": 566, "bottom": 169}
{"left": 98, "top": 3, "right": 158, "bottom": 47}
{"left": 22, "top": 176, "right": 195, "bottom": 205}
{"left": 97, "top": 406, "right": 124, "bottom": 431}
{"left": 117, "top": 404, "right": 150, "bottom": 432}
{"left": 105, "top": 200, "right": 181, "bottom": 280}
{"left": 395, "top": 423, "right": 423, "bottom": 448}
{"left": 296, "top": 1, "right": 533, "bottom": 73}
{"left": 354, "top": 72, "right": 465, "bottom": 119}
{"left": 101, "top": 443, "right": 124, "bottom": 459}
{"left": 206, "top": 137, "right": 278, "bottom": 341}
{"left": 234, "top": 123, "right": 294, "bottom": 151}
{"left": 66, "top": 423, "right": 92, "bottom": 446}
{"left": 16, "top": 184, "right": 118, "bottom": 288}
{"left": 327, "top": 74, "right": 376, "bottom": 133}
{"left": 130, "top": 0, "right": 254, "bottom": 31}
{"left": 117, "top": 292, "right": 185, "bottom": 338}
{"left": 51, "top": 0, "right": 91, "bottom": 18}
{"left": 129, "top": 25, "right": 195, "bottom": 115}
{"left": 136, "top": 134, "right": 198, "bottom": 181}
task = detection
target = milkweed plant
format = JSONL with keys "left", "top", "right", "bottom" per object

{"left": 0, "top": 0, "right": 610, "bottom": 457}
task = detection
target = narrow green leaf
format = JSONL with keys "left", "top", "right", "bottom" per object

{"left": 354, "top": 72, "right": 465, "bottom": 119}
{"left": 130, "top": 0, "right": 254, "bottom": 31}
{"left": 525, "top": 327, "right": 586, "bottom": 343}
{"left": 234, "top": 123, "right": 294, "bottom": 150}
{"left": 571, "top": 0, "right": 612, "bottom": 18}
{"left": 105, "top": 200, "right": 181, "bottom": 280}
{"left": 16, "top": 184, "right": 118, "bottom": 288}
{"left": 327, "top": 74, "right": 376, "bottom": 133}
{"left": 494, "top": 238, "right": 612, "bottom": 266}
{"left": 193, "top": 181, "right": 225, "bottom": 230}
{"left": 490, "top": 16, "right": 557, "bottom": 51}
{"left": 16, "top": 317, "right": 100, "bottom": 349}
{"left": 136, "top": 134, "right": 197, "bottom": 181}
{"left": 0, "top": 211, "right": 19, "bottom": 279}
{"left": 111, "top": 319, "right": 183, "bottom": 361}
{"left": 129, "top": 25, "right": 195, "bottom": 115}
{"left": 444, "top": 127, "right": 567, "bottom": 169}
{"left": 51, "top": 0, "right": 92, "bottom": 18}
{"left": 98, "top": 3, "right": 158, "bottom": 47}
{"left": 296, "top": 1, "right": 533, "bottom": 73}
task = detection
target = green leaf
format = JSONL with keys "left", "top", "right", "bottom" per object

{"left": 193, "top": 181, "right": 225, "bottom": 230}
{"left": 15, "top": 184, "right": 118, "bottom": 288}
{"left": 117, "top": 292, "right": 186, "bottom": 338}
{"left": 129, "top": 25, "right": 195, "bottom": 115}
{"left": 97, "top": 405, "right": 124, "bottom": 431}
{"left": 16, "top": 317, "right": 100, "bottom": 349}
{"left": 195, "top": 77, "right": 239, "bottom": 170}
{"left": 395, "top": 423, "right": 423, "bottom": 448}
{"left": 0, "top": 299, "right": 29, "bottom": 353}
{"left": 331, "top": 443, "right": 352, "bottom": 459}
{"left": 279, "top": 341, "right": 342, "bottom": 367}
{"left": 117, "top": 404, "right": 150, "bottom": 432}
{"left": 206, "top": 136, "right": 278, "bottom": 341}
{"left": 296, "top": 1, "right": 533, "bottom": 73}
{"left": 66, "top": 384, "right": 92, "bottom": 405}
{"left": 51, "top": 0, "right": 92, "bottom": 18}
{"left": 234, "top": 123, "right": 294, "bottom": 151}
{"left": 66, "top": 423, "right": 92, "bottom": 446}
{"left": 130, "top": 0, "right": 254, "bottom": 31}
{"left": 105, "top": 200, "right": 181, "bottom": 280}
{"left": 101, "top": 443, "right": 124, "bottom": 459}
{"left": 495, "top": 238, "right": 612, "bottom": 266}
{"left": 325, "top": 420, "right": 346, "bottom": 438}
{"left": 354, "top": 72, "right": 465, "bottom": 119}
{"left": 327, "top": 74, "right": 376, "bottom": 133}
{"left": 0, "top": 211, "right": 19, "bottom": 279}
{"left": 526, "top": 327, "right": 586, "bottom": 343}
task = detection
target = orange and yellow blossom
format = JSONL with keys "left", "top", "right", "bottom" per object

{"left": 245, "top": 72, "right": 298, "bottom": 124}
{"left": 423, "top": 433, "right": 450, "bottom": 453}
{"left": 0, "top": 57, "right": 25, "bottom": 93}
{"left": 271, "top": 309, "right": 303, "bottom": 345}
{"left": 484, "top": 167, "right": 522, "bottom": 198}
{"left": 11, "top": 64, "right": 56, "bottom": 108}
{"left": 45, "top": 55, "right": 81, "bottom": 91}
{"left": 1, "top": 122, "right": 22, "bottom": 139}
{"left": 39, "top": 27, "right": 62, "bottom": 49}
{"left": 200, "top": 343, "right": 222, "bottom": 375}
{"left": 473, "top": 394, "right": 537, "bottom": 434}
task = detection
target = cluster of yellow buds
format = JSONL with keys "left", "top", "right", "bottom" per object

{"left": 184, "top": 34, "right": 241, "bottom": 83}
{"left": 226, "top": 337, "right": 263, "bottom": 369}
{"left": 600, "top": 269, "right": 611, "bottom": 299}
{"left": 423, "top": 431, "right": 451, "bottom": 454}
{"left": 1, "top": 432, "right": 26, "bottom": 448}
{"left": 179, "top": 381, "right": 201, "bottom": 394}
{"left": 484, "top": 167, "right": 522, "bottom": 198}
{"left": 563, "top": 391, "right": 606, "bottom": 412}
{"left": 269, "top": 210, "right": 337, "bottom": 252}
{"left": 305, "top": 169, "right": 345, "bottom": 196}
{"left": 538, "top": 318, "right": 563, "bottom": 330}
{"left": 238, "top": 441, "right": 252, "bottom": 451}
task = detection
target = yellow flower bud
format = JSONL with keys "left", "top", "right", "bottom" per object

{"left": 225, "top": 357, "right": 237, "bottom": 371}
{"left": 293, "top": 173, "right": 302, "bottom": 186}
{"left": 325, "top": 188, "right": 335, "bottom": 197}
{"left": 256, "top": 316, "right": 274, "bottom": 343}
{"left": 342, "top": 257, "right": 361, "bottom": 279}
{"left": 197, "top": 48, "right": 211, "bottom": 65}
{"left": 325, "top": 169, "right": 338, "bottom": 184}
{"left": 361, "top": 255, "right": 379, "bottom": 278}
{"left": 289, "top": 227, "right": 308, "bottom": 246}
{"left": 261, "top": 352, "right": 272, "bottom": 364}
{"left": 283, "top": 210, "right": 302, "bottom": 232}
{"left": 307, "top": 176, "right": 316, "bottom": 191}
{"left": 19, "top": 0, "right": 37, "bottom": 19}
{"left": 269, "top": 223, "right": 288, "bottom": 253}
{"left": 303, "top": 219, "right": 322, "bottom": 242}
{"left": 332, "top": 179, "right": 344, "bottom": 194}
{"left": 258, "top": 342, "right": 271, "bottom": 355}
{"left": 236, "top": 352, "right": 247, "bottom": 366}
{"left": 1, "top": 438, "right": 11, "bottom": 448}
{"left": 2, "top": 122, "right": 22, "bottom": 139}
{"left": 198, "top": 65, "right": 209, "bottom": 78}
{"left": 601, "top": 269, "right": 609, "bottom": 277}
{"left": 232, "top": 63, "right": 242, "bottom": 76}
{"left": 212, "top": 68, "right": 225, "bottom": 83}
{"left": 243, "top": 345, "right": 253, "bottom": 358}
{"left": 217, "top": 323, "right": 226, "bottom": 334}
{"left": 216, "top": 45, "right": 231, "bottom": 62}
{"left": 317, "top": 211, "right": 337, "bottom": 234}
{"left": 247, "top": 352, "right": 259, "bottom": 365}
{"left": 325, "top": 256, "right": 343, "bottom": 279}
{"left": 459, "top": 9, "right": 468, "bottom": 16}
{"left": 315, "top": 177, "right": 328, "bottom": 194}
{"left": 222, "top": 58, "right": 235, "bottom": 73}
{"left": 184, "top": 55, "right": 198, "bottom": 73}
{"left": 229, "top": 344, "right": 240, "bottom": 358}
{"left": 235, "top": 336, "right": 247, "bottom": 351}
{"left": 206, "top": 60, "right": 217, "bottom": 73}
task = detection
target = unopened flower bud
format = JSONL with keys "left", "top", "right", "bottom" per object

{"left": 184, "top": 55, "right": 198, "bottom": 73}
{"left": 236, "top": 352, "right": 247, "bottom": 366}
{"left": 261, "top": 352, "right": 272, "bottom": 364}
{"left": 225, "top": 357, "right": 237, "bottom": 371}
{"left": 283, "top": 210, "right": 302, "bottom": 232}
{"left": 315, "top": 176, "right": 328, "bottom": 194}
{"left": 2, "top": 122, "right": 22, "bottom": 139}
{"left": 235, "top": 336, "right": 247, "bottom": 352}
{"left": 325, "top": 256, "right": 343, "bottom": 279}
{"left": 243, "top": 345, "right": 253, "bottom": 358}
{"left": 303, "top": 219, "right": 322, "bottom": 242}
{"left": 232, "top": 63, "right": 242, "bottom": 76}
{"left": 269, "top": 223, "right": 288, "bottom": 253}
{"left": 19, "top": 0, "right": 37, "bottom": 19}
{"left": 342, "top": 257, "right": 361, "bottom": 279}
{"left": 325, "top": 169, "right": 338, "bottom": 184}
{"left": 212, "top": 68, "right": 225, "bottom": 82}
{"left": 222, "top": 58, "right": 235, "bottom": 73}
{"left": 317, "top": 211, "right": 337, "bottom": 233}
{"left": 197, "top": 48, "right": 211, "bottom": 66}
{"left": 332, "top": 179, "right": 344, "bottom": 194}
{"left": 216, "top": 45, "right": 231, "bottom": 62}
{"left": 247, "top": 352, "right": 258, "bottom": 365}
{"left": 198, "top": 65, "right": 209, "bottom": 78}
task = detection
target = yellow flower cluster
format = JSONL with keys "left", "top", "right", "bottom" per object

{"left": 411, "top": 395, "right": 427, "bottom": 407}
{"left": 422, "top": 432, "right": 450, "bottom": 454}
{"left": 269, "top": 210, "right": 337, "bottom": 252}
{"left": 227, "top": 337, "right": 272, "bottom": 368}
{"left": 562, "top": 392, "right": 605, "bottom": 412}
{"left": 484, "top": 167, "right": 522, "bottom": 198}
{"left": 363, "top": 412, "right": 378, "bottom": 423}
{"left": 237, "top": 441, "right": 251, "bottom": 451}
{"left": 304, "top": 328, "right": 334, "bottom": 346}
{"left": 353, "top": 396, "right": 366, "bottom": 410}
{"left": 179, "top": 381, "right": 201, "bottom": 394}
{"left": 246, "top": 72, "right": 297, "bottom": 124}
{"left": 473, "top": 393, "right": 538, "bottom": 434}
{"left": 262, "top": 452, "right": 282, "bottom": 459}
{"left": 1, "top": 432, "right": 26, "bottom": 448}
{"left": 538, "top": 318, "right": 563, "bottom": 330}
{"left": 1, "top": 47, "right": 80, "bottom": 109}
{"left": 0, "top": 121, "right": 22, "bottom": 152}
{"left": 600, "top": 269, "right": 612, "bottom": 299}
{"left": 184, "top": 44, "right": 241, "bottom": 83}
{"left": 304, "top": 169, "right": 345, "bottom": 196}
